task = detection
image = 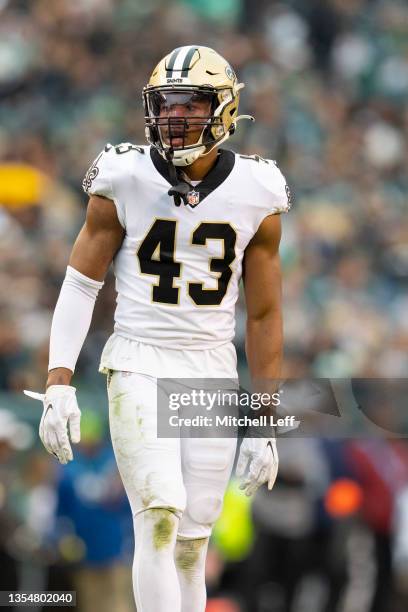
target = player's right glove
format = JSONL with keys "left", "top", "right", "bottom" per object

{"left": 23, "top": 385, "right": 81, "bottom": 464}
{"left": 236, "top": 433, "right": 279, "bottom": 496}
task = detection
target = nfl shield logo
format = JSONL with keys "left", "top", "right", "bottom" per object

{"left": 187, "top": 190, "right": 200, "bottom": 207}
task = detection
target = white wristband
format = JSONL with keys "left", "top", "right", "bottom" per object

{"left": 48, "top": 265, "right": 104, "bottom": 372}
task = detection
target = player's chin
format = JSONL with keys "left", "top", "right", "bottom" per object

{"left": 169, "top": 136, "right": 184, "bottom": 147}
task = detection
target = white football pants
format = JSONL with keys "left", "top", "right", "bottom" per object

{"left": 108, "top": 370, "right": 237, "bottom": 611}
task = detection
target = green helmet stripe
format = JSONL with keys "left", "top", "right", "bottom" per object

{"left": 166, "top": 47, "right": 183, "bottom": 77}
{"left": 181, "top": 47, "right": 198, "bottom": 77}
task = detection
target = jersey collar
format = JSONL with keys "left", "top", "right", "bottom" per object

{"left": 150, "top": 146, "right": 235, "bottom": 207}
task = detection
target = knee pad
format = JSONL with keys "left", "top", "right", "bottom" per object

{"left": 178, "top": 438, "right": 237, "bottom": 538}
{"left": 187, "top": 494, "right": 223, "bottom": 526}
{"left": 178, "top": 491, "right": 224, "bottom": 539}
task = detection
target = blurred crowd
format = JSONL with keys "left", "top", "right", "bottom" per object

{"left": 1, "top": 0, "right": 408, "bottom": 389}
{"left": 1, "top": 0, "right": 408, "bottom": 610}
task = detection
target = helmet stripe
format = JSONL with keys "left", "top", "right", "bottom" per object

{"left": 172, "top": 46, "right": 194, "bottom": 72}
{"left": 166, "top": 47, "right": 183, "bottom": 77}
{"left": 181, "top": 47, "right": 198, "bottom": 77}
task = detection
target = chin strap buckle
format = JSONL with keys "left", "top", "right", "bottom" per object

{"left": 165, "top": 148, "right": 193, "bottom": 207}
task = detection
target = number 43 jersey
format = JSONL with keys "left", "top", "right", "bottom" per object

{"left": 82, "top": 143, "right": 291, "bottom": 353}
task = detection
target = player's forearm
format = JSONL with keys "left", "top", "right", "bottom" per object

{"left": 46, "top": 266, "right": 104, "bottom": 384}
{"left": 245, "top": 313, "right": 283, "bottom": 383}
{"left": 245, "top": 314, "right": 283, "bottom": 426}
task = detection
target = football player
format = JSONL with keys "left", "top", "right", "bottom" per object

{"left": 25, "top": 46, "right": 290, "bottom": 611}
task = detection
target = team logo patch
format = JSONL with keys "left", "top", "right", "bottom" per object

{"left": 225, "top": 65, "right": 235, "bottom": 81}
{"left": 187, "top": 190, "right": 200, "bottom": 207}
{"left": 82, "top": 155, "right": 101, "bottom": 192}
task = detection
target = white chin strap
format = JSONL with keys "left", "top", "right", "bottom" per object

{"left": 171, "top": 144, "right": 206, "bottom": 167}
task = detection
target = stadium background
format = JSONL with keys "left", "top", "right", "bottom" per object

{"left": 1, "top": 0, "right": 408, "bottom": 610}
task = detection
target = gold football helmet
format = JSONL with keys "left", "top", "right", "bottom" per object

{"left": 143, "top": 45, "right": 253, "bottom": 166}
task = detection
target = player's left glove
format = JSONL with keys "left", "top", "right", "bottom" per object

{"left": 236, "top": 431, "right": 279, "bottom": 496}
{"left": 23, "top": 385, "right": 81, "bottom": 464}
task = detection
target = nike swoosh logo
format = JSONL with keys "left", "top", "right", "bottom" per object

{"left": 45, "top": 404, "right": 53, "bottom": 418}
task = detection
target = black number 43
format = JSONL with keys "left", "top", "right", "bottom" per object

{"left": 137, "top": 219, "right": 236, "bottom": 306}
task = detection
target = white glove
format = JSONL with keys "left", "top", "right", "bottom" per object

{"left": 236, "top": 434, "right": 279, "bottom": 496}
{"left": 24, "top": 385, "right": 81, "bottom": 464}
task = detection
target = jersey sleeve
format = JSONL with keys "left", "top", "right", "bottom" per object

{"left": 250, "top": 156, "right": 292, "bottom": 216}
{"left": 268, "top": 162, "right": 292, "bottom": 214}
{"left": 82, "top": 144, "right": 126, "bottom": 228}
{"left": 261, "top": 160, "right": 292, "bottom": 215}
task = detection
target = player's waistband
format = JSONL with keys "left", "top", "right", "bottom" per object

{"left": 113, "top": 326, "right": 235, "bottom": 350}
{"left": 99, "top": 332, "right": 238, "bottom": 379}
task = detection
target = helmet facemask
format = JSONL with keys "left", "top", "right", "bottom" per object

{"left": 143, "top": 86, "right": 233, "bottom": 166}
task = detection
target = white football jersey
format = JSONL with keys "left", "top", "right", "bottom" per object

{"left": 82, "top": 143, "right": 290, "bottom": 353}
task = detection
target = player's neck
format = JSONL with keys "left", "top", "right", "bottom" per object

{"left": 183, "top": 148, "right": 219, "bottom": 181}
